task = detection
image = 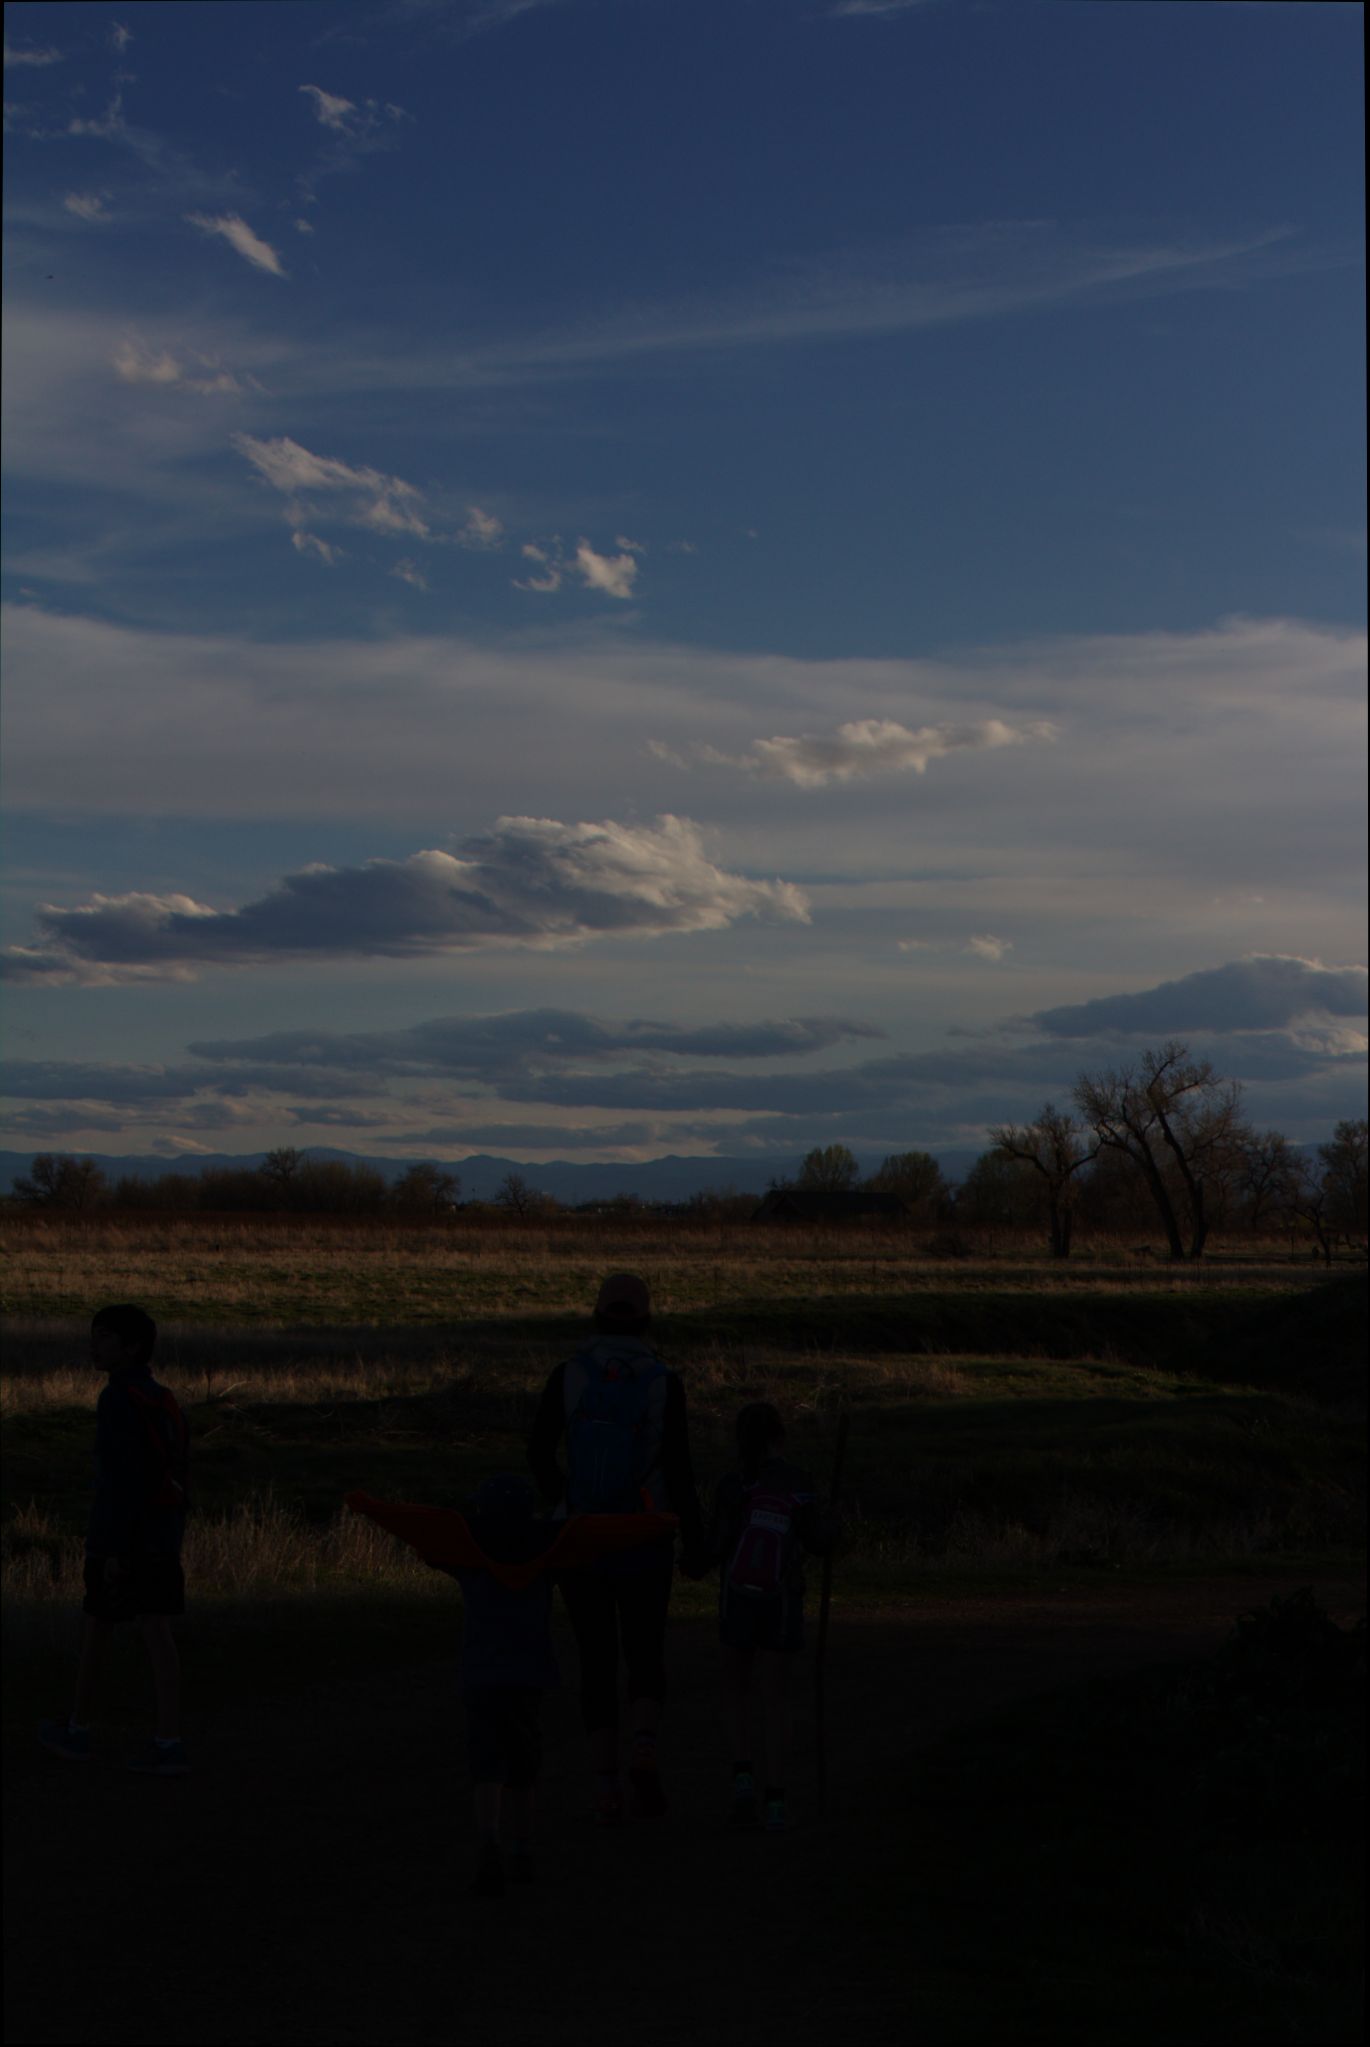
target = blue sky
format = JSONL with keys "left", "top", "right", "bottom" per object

{"left": 2, "top": 0, "right": 1365, "bottom": 1168}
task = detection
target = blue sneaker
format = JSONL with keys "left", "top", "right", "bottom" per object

{"left": 125, "top": 1738, "right": 190, "bottom": 1776}
{"left": 37, "top": 1719, "right": 91, "bottom": 1763}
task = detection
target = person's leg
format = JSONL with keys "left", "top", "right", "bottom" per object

{"left": 473, "top": 1781, "right": 502, "bottom": 1841}
{"left": 758, "top": 1649, "right": 791, "bottom": 1812}
{"left": 622, "top": 1561, "right": 672, "bottom": 1750}
{"left": 504, "top": 1690, "right": 540, "bottom": 1860}
{"left": 622, "top": 1563, "right": 672, "bottom": 1815}
{"left": 503, "top": 1783, "right": 534, "bottom": 1840}
{"left": 558, "top": 1573, "right": 622, "bottom": 1796}
{"left": 722, "top": 1644, "right": 754, "bottom": 1763}
{"left": 73, "top": 1616, "right": 111, "bottom": 1725}
{"left": 137, "top": 1615, "right": 180, "bottom": 1741}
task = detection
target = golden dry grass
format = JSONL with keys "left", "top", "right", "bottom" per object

{"left": 0, "top": 1213, "right": 1315, "bottom": 1327}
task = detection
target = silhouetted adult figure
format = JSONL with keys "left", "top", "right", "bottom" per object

{"left": 527, "top": 1272, "right": 705, "bottom": 1822}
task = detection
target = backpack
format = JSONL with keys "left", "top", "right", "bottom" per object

{"left": 564, "top": 1346, "right": 666, "bottom": 1513}
{"left": 725, "top": 1479, "right": 804, "bottom": 1598}
{"left": 124, "top": 1382, "right": 191, "bottom": 1512}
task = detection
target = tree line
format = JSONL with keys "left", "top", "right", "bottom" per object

{"left": 7, "top": 1043, "right": 1367, "bottom": 1263}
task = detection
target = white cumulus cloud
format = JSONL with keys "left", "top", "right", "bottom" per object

{"left": 574, "top": 540, "right": 638, "bottom": 599}
{"left": 185, "top": 212, "right": 287, "bottom": 278}
{"left": 2, "top": 816, "right": 809, "bottom": 983}
{"left": 234, "top": 434, "right": 430, "bottom": 542}
{"left": 456, "top": 506, "right": 504, "bottom": 549}
{"left": 63, "top": 192, "right": 108, "bottom": 221}
{"left": 966, "top": 934, "right": 1012, "bottom": 962}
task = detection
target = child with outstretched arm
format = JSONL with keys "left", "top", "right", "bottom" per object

{"left": 37, "top": 1305, "right": 191, "bottom": 1775}
{"left": 701, "top": 1402, "right": 838, "bottom": 1833}
{"left": 348, "top": 1476, "right": 676, "bottom": 1898}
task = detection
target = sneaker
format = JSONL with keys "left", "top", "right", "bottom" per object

{"left": 594, "top": 1784, "right": 626, "bottom": 1826}
{"left": 763, "top": 1796, "right": 787, "bottom": 1833}
{"left": 125, "top": 1739, "right": 190, "bottom": 1777}
{"left": 510, "top": 1845, "right": 536, "bottom": 1884}
{"left": 628, "top": 1764, "right": 668, "bottom": 1819}
{"left": 471, "top": 1842, "right": 504, "bottom": 1899}
{"left": 730, "top": 1773, "right": 759, "bottom": 1829}
{"left": 37, "top": 1720, "right": 91, "bottom": 1764}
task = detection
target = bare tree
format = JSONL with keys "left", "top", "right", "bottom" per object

{"left": 1321, "top": 1118, "right": 1368, "bottom": 1254}
{"left": 797, "top": 1144, "right": 860, "bottom": 1192}
{"left": 12, "top": 1154, "right": 107, "bottom": 1210}
{"left": 988, "top": 1103, "right": 1097, "bottom": 1257}
{"left": 1239, "top": 1129, "right": 1300, "bottom": 1235}
{"left": 865, "top": 1150, "right": 948, "bottom": 1219}
{"left": 1286, "top": 1119, "right": 1369, "bottom": 1263}
{"left": 1074, "top": 1042, "right": 1245, "bottom": 1261}
{"left": 392, "top": 1162, "right": 460, "bottom": 1213}
{"left": 496, "top": 1172, "right": 539, "bottom": 1216}
{"left": 260, "top": 1147, "right": 303, "bottom": 1195}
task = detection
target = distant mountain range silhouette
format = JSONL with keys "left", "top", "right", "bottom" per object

{"left": 0, "top": 1146, "right": 980, "bottom": 1205}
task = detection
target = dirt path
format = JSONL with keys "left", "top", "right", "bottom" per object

{"left": 5, "top": 1572, "right": 1364, "bottom": 2047}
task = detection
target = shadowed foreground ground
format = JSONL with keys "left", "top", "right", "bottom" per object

{"left": 5, "top": 1572, "right": 1364, "bottom": 2047}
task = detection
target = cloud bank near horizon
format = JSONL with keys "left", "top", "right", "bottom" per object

{"left": 2, "top": 960, "right": 1362, "bottom": 1155}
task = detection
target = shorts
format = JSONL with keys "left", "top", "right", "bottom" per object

{"left": 82, "top": 1554, "right": 185, "bottom": 1623}
{"left": 719, "top": 1582, "right": 804, "bottom": 1654}
{"left": 463, "top": 1686, "right": 544, "bottom": 1787}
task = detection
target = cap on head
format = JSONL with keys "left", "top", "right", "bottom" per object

{"left": 594, "top": 1272, "right": 651, "bottom": 1321}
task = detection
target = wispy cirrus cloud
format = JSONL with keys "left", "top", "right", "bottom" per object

{"left": 830, "top": 0, "right": 933, "bottom": 17}
{"left": 479, "top": 222, "right": 1332, "bottom": 380}
{"left": 655, "top": 716, "right": 1052, "bottom": 787}
{"left": 3, "top": 38, "right": 64, "bottom": 67}
{"left": 114, "top": 340, "right": 243, "bottom": 394}
{"left": 291, "top": 529, "right": 343, "bottom": 566}
{"left": 185, "top": 212, "right": 287, "bottom": 277}
{"left": 1, "top": 817, "right": 809, "bottom": 984}
{"left": 187, "top": 1009, "right": 881, "bottom": 1078}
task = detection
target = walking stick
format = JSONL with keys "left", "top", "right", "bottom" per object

{"left": 814, "top": 1397, "right": 850, "bottom": 1820}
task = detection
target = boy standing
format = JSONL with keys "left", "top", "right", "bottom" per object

{"left": 704, "top": 1402, "right": 835, "bottom": 1833}
{"left": 38, "top": 1304, "right": 190, "bottom": 1775}
{"left": 348, "top": 1476, "right": 676, "bottom": 1898}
